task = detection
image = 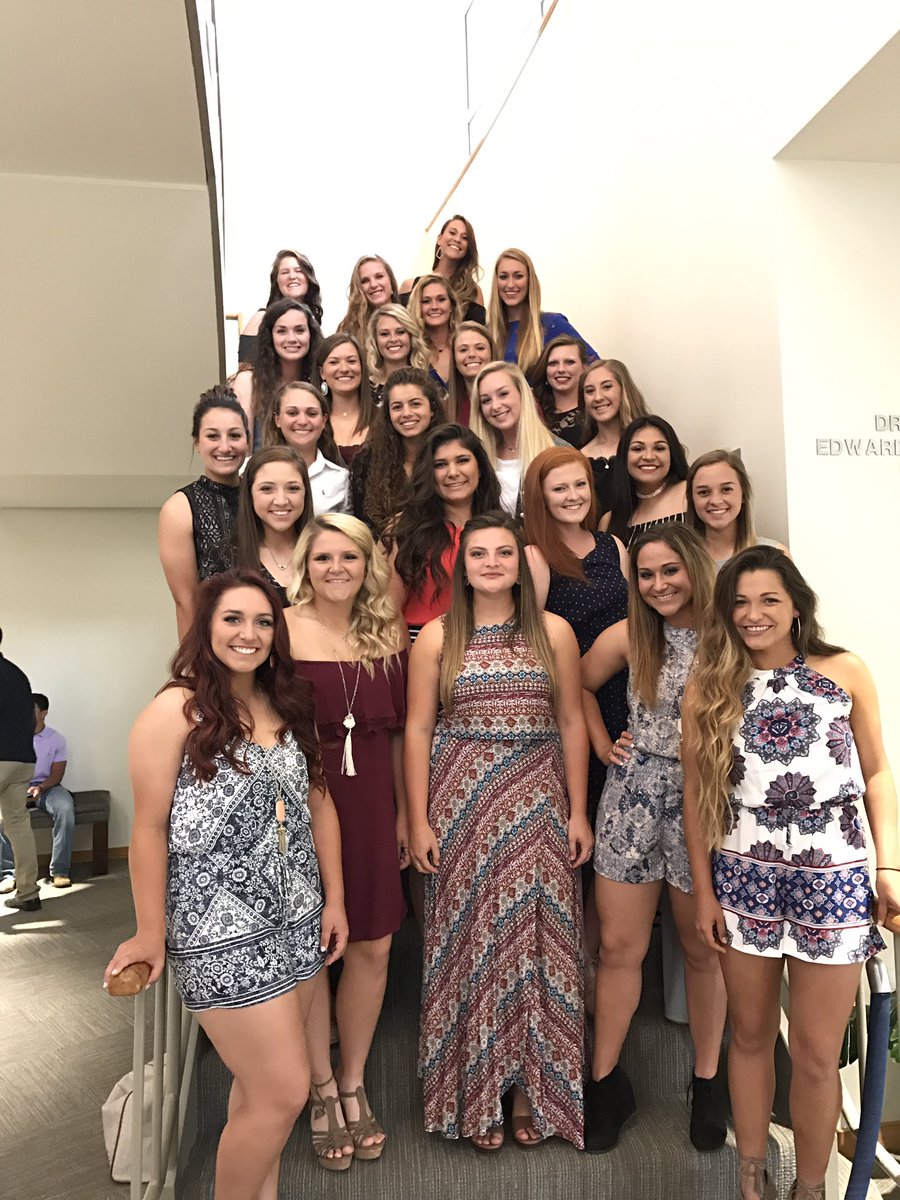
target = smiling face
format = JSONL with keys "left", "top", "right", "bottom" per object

{"left": 272, "top": 310, "right": 311, "bottom": 363}
{"left": 210, "top": 585, "right": 275, "bottom": 675}
{"left": 275, "top": 256, "right": 309, "bottom": 301}
{"left": 306, "top": 528, "right": 366, "bottom": 606}
{"left": 463, "top": 526, "right": 519, "bottom": 596}
{"left": 274, "top": 392, "right": 326, "bottom": 454}
{"left": 421, "top": 282, "right": 452, "bottom": 329}
{"left": 433, "top": 438, "right": 479, "bottom": 506}
{"left": 732, "top": 568, "right": 798, "bottom": 660}
{"left": 478, "top": 369, "right": 522, "bottom": 437}
{"left": 195, "top": 408, "right": 249, "bottom": 481}
{"left": 583, "top": 365, "right": 622, "bottom": 425}
{"left": 251, "top": 461, "right": 306, "bottom": 534}
{"left": 692, "top": 463, "right": 743, "bottom": 533}
{"left": 387, "top": 383, "right": 431, "bottom": 439}
{"left": 320, "top": 342, "right": 362, "bottom": 397}
{"left": 496, "top": 257, "right": 529, "bottom": 311}
{"left": 375, "top": 316, "right": 411, "bottom": 365}
{"left": 627, "top": 426, "right": 671, "bottom": 490}
{"left": 454, "top": 330, "right": 492, "bottom": 380}
{"left": 635, "top": 541, "right": 693, "bottom": 625}
{"left": 437, "top": 219, "right": 469, "bottom": 263}
{"left": 546, "top": 344, "right": 584, "bottom": 395}
{"left": 358, "top": 259, "right": 391, "bottom": 307}
{"left": 542, "top": 462, "right": 591, "bottom": 526}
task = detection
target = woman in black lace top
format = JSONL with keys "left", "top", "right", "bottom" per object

{"left": 159, "top": 387, "right": 250, "bottom": 639}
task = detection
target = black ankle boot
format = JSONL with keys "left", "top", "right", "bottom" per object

{"left": 584, "top": 1064, "right": 636, "bottom": 1153}
{"left": 689, "top": 1072, "right": 727, "bottom": 1151}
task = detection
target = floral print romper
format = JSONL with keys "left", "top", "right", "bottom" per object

{"left": 713, "top": 655, "right": 884, "bottom": 963}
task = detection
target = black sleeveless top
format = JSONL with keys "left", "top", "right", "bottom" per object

{"left": 545, "top": 533, "right": 629, "bottom": 810}
{"left": 177, "top": 476, "right": 239, "bottom": 581}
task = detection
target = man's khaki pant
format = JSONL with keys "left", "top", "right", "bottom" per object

{"left": 0, "top": 760, "right": 39, "bottom": 900}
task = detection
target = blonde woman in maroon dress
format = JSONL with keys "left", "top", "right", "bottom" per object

{"left": 285, "top": 514, "right": 408, "bottom": 1170}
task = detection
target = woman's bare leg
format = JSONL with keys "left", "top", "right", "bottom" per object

{"left": 335, "top": 934, "right": 392, "bottom": 1149}
{"left": 304, "top": 969, "right": 353, "bottom": 1163}
{"left": 667, "top": 884, "right": 728, "bottom": 1077}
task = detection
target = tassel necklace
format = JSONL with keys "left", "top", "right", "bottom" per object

{"left": 314, "top": 610, "right": 362, "bottom": 776}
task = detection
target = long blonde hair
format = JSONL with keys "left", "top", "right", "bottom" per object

{"left": 690, "top": 545, "right": 844, "bottom": 849}
{"left": 288, "top": 514, "right": 404, "bottom": 673}
{"left": 365, "top": 303, "right": 429, "bottom": 382}
{"left": 627, "top": 525, "right": 714, "bottom": 708}
{"left": 407, "top": 274, "right": 462, "bottom": 357}
{"left": 439, "top": 513, "right": 557, "bottom": 713}
{"left": 488, "top": 248, "right": 544, "bottom": 376}
{"left": 337, "top": 255, "right": 399, "bottom": 352}
{"left": 469, "top": 361, "right": 555, "bottom": 477}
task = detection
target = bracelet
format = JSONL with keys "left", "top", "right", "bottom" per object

{"left": 876, "top": 867, "right": 900, "bottom": 872}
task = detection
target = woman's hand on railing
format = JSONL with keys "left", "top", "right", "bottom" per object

{"left": 103, "top": 933, "right": 166, "bottom": 992}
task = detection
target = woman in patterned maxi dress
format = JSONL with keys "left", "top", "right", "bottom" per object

{"left": 105, "top": 571, "right": 347, "bottom": 1200}
{"left": 683, "top": 546, "right": 900, "bottom": 1200}
{"left": 406, "top": 512, "right": 593, "bottom": 1150}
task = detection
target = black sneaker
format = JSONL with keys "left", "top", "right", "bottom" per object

{"left": 584, "top": 1064, "right": 637, "bottom": 1153}
{"left": 689, "top": 1072, "right": 727, "bottom": 1151}
{"left": 4, "top": 895, "right": 42, "bottom": 912}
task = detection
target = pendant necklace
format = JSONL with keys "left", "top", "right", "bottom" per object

{"left": 314, "top": 610, "right": 362, "bottom": 776}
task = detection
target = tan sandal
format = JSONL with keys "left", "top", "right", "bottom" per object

{"left": 309, "top": 1076, "right": 353, "bottom": 1172}
{"left": 740, "top": 1155, "right": 775, "bottom": 1199}
{"left": 338, "top": 1083, "right": 385, "bottom": 1161}
{"left": 789, "top": 1182, "right": 824, "bottom": 1200}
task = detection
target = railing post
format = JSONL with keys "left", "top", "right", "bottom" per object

{"left": 131, "top": 988, "right": 147, "bottom": 1200}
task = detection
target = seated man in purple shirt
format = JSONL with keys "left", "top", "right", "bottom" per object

{"left": 0, "top": 693, "right": 75, "bottom": 891}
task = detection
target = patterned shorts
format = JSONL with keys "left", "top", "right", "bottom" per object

{"left": 713, "top": 801, "right": 885, "bottom": 964}
{"left": 593, "top": 751, "right": 692, "bottom": 893}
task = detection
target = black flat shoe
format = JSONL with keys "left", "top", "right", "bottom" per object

{"left": 4, "top": 895, "right": 41, "bottom": 911}
{"left": 584, "top": 1064, "right": 636, "bottom": 1153}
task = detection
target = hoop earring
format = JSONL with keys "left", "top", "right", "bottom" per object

{"left": 435, "top": 246, "right": 443, "bottom": 261}
{"left": 792, "top": 616, "right": 802, "bottom": 641}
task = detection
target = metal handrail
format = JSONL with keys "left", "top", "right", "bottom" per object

{"left": 126, "top": 966, "right": 197, "bottom": 1200}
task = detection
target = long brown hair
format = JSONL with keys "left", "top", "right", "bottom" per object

{"left": 265, "top": 249, "right": 323, "bottom": 326}
{"left": 439, "top": 512, "right": 557, "bottom": 713}
{"left": 691, "top": 545, "right": 844, "bottom": 849}
{"left": 686, "top": 449, "right": 756, "bottom": 552}
{"left": 530, "top": 335, "right": 589, "bottom": 434}
{"left": 312, "top": 333, "right": 376, "bottom": 438}
{"left": 165, "top": 570, "right": 322, "bottom": 785}
{"left": 263, "top": 380, "right": 342, "bottom": 465}
{"left": 432, "top": 214, "right": 482, "bottom": 309}
{"left": 627, "top": 525, "right": 714, "bottom": 708}
{"left": 523, "top": 447, "right": 599, "bottom": 581}
{"left": 235, "top": 447, "right": 312, "bottom": 572}
{"left": 447, "top": 321, "right": 495, "bottom": 424}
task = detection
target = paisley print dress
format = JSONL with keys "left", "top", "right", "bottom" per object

{"left": 166, "top": 734, "right": 325, "bottom": 1011}
{"left": 714, "top": 655, "right": 884, "bottom": 963}
{"left": 418, "top": 624, "right": 584, "bottom": 1147}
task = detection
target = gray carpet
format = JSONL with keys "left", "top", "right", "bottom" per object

{"left": 0, "top": 863, "right": 137, "bottom": 1200}
{"left": 178, "top": 919, "right": 797, "bottom": 1199}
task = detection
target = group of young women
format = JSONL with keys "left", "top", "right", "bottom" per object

{"left": 108, "top": 218, "right": 898, "bottom": 1200}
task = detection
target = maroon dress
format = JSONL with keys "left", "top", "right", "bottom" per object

{"left": 294, "top": 651, "right": 407, "bottom": 942}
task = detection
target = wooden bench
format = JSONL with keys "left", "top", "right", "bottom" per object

{"left": 29, "top": 788, "right": 110, "bottom": 875}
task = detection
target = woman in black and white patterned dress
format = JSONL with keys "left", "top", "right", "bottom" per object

{"left": 106, "top": 569, "right": 347, "bottom": 1199}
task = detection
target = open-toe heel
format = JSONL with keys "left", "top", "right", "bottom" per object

{"left": 739, "top": 1155, "right": 775, "bottom": 1200}
{"left": 339, "top": 1083, "right": 385, "bottom": 1161}
{"left": 309, "top": 1076, "right": 353, "bottom": 1172}
{"left": 789, "top": 1181, "right": 824, "bottom": 1200}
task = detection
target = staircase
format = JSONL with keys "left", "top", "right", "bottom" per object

{"left": 178, "top": 918, "right": 799, "bottom": 1198}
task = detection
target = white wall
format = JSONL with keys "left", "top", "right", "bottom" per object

{"left": 0, "top": 511, "right": 178, "bottom": 850}
{"left": 776, "top": 160, "right": 900, "bottom": 765}
{"left": 440, "top": 1, "right": 900, "bottom": 542}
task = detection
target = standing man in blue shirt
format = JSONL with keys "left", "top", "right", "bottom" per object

{"left": 0, "top": 629, "right": 40, "bottom": 911}
{"left": 0, "top": 692, "right": 76, "bottom": 893}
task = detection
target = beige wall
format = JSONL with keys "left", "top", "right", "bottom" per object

{"left": 0, "top": 510, "right": 178, "bottom": 850}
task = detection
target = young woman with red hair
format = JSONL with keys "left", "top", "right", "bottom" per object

{"left": 105, "top": 570, "right": 347, "bottom": 1200}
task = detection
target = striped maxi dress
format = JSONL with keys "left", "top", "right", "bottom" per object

{"left": 418, "top": 622, "right": 585, "bottom": 1147}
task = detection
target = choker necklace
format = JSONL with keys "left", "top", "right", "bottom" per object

{"left": 313, "top": 610, "right": 361, "bottom": 776}
{"left": 635, "top": 481, "right": 667, "bottom": 501}
{"left": 263, "top": 545, "right": 291, "bottom": 572}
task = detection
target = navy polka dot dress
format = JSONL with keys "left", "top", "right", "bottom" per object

{"left": 545, "top": 533, "right": 629, "bottom": 817}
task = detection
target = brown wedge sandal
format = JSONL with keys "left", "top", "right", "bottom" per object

{"left": 309, "top": 1076, "right": 354, "bottom": 1172}
{"left": 740, "top": 1155, "right": 775, "bottom": 1199}
{"left": 789, "top": 1182, "right": 824, "bottom": 1200}
{"left": 338, "top": 1083, "right": 385, "bottom": 1161}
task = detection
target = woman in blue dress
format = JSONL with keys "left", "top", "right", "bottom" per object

{"left": 683, "top": 546, "right": 900, "bottom": 1200}
{"left": 106, "top": 570, "right": 347, "bottom": 1200}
